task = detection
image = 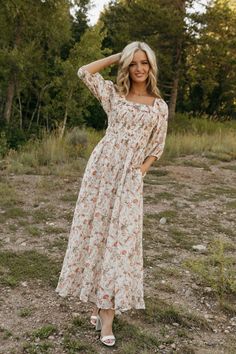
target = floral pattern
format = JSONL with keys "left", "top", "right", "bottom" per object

{"left": 55, "top": 66, "right": 169, "bottom": 315}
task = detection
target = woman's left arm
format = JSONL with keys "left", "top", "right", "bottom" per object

{"left": 140, "top": 156, "right": 157, "bottom": 176}
{"left": 141, "top": 100, "right": 169, "bottom": 176}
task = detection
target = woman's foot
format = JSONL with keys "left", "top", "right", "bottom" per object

{"left": 90, "top": 306, "right": 99, "bottom": 326}
{"left": 98, "top": 309, "right": 115, "bottom": 346}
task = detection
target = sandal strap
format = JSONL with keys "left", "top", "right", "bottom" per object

{"left": 101, "top": 335, "right": 115, "bottom": 341}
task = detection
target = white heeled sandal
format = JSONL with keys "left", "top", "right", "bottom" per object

{"left": 90, "top": 315, "right": 97, "bottom": 326}
{"left": 96, "top": 309, "right": 116, "bottom": 347}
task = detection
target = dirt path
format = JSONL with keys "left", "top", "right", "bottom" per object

{"left": 0, "top": 156, "right": 235, "bottom": 353}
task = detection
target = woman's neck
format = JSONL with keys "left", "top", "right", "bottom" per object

{"left": 130, "top": 82, "right": 148, "bottom": 96}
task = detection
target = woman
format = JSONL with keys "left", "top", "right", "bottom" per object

{"left": 55, "top": 41, "right": 169, "bottom": 347}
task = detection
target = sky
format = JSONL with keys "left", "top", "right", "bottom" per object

{"left": 87, "top": 0, "right": 210, "bottom": 26}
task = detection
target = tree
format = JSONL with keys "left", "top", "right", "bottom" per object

{"left": 186, "top": 0, "right": 236, "bottom": 118}
{"left": 0, "top": 0, "right": 71, "bottom": 126}
{"left": 100, "top": 0, "right": 194, "bottom": 120}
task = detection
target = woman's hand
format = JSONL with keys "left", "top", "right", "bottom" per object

{"left": 140, "top": 164, "right": 148, "bottom": 177}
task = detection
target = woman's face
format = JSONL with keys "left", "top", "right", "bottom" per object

{"left": 128, "top": 49, "right": 150, "bottom": 84}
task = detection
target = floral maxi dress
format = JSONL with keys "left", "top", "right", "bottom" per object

{"left": 55, "top": 66, "right": 169, "bottom": 315}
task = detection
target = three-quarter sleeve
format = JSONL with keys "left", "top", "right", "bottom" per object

{"left": 77, "top": 66, "right": 114, "bottom": 114}
{"left": 143, "top": 100, "right": 169, "bottom": 161}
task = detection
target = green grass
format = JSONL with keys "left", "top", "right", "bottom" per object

{"left": 3, "top": 115, "right": 235, "bottom": 176}
{"left": 30, "top": 324, "right": 58, "bottom": 340}
{"left": 147, "top": 169, "right": 169, "bottom": 177}
{"left": 137, "top": 296, "right": 210, "bottom": 330}
{"left": 3, "top": 206, "right": 28, "bottom": 219}
{"left": 18, "top": 307, "right": 33, "bottom": 318}
{"left": 22, "top": 341, "right": 53, "bottom": 354}
{"left": 157, "top": 210, "right": 177, "bottom": 219}
{"left": 62, "top": 334, "right": 97, "bottom": 353}
{"left": 0, "top": 181, "right": 22, "bottom": 208}
{"left": 0, "top": 180, "right": 27, "bottom": 224}
{"left": 43, "top": 225, "right": 66, "bottom": 235}
{"left": 0, "top": 326, "right": 13, "bottom": 339}
{"left": 169, "top": 227, "right": 194, "bottom": 250}
{"left": 186, "top": 190, "right": 216, "bottom": 202}
{"left": 5, "top": 126, "right": 103, "bottom": 175}
{"left": 32, "top": 206, "right": 57, "bottom": 223}
{"left": 182, "top": 160, "right": 211, "bottom": 170}
{"left": 26, "top": 226, "right": 42, "bottom": 237}
{"left": 144, "top": 210, "right": 177, "bottom": 223}
{"left": 59, "top": 193, "right": 77, "bottom": 202}
{"left": 0, "top": 250, "right": 60, "bottom": 287}
{"left": 226, "top": 200, "right": 236, "bottom": 209}
{"left": 113, "top": 317, "right": 162, "bottom": 351}
{"left": 48, "top": 237, "right": 67, "bottom": 251}
{"left": 183, "top": 238, "right": 236, "bottom": 298}
{"left": 144, "top": 191, "right": 175, "bottom": 203}
{"left": 208, "top": 186, "right": 236, "bottom": 198}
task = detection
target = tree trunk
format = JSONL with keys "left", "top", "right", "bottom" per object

{"left": 3, "top": 77, "right": 15, "bottom": 124}
{"left": 168, "top": 0, "right": 186, "bottom": 120}
{"left": 168, "top": 51, "right": 181, "bottom": 120}
{"left": 60, "top": 89, "right": 73, "bottom": 139}
{"left": 3, "top": 16, "right": 22, "bottom": 124}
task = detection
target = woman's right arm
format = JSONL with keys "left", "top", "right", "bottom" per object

{"left": 81, "top": 53, "right": 122, "bottom": 74}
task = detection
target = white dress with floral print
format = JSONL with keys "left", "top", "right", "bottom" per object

{"left": 55, "top": 66, "right": 169, "bottom": 315}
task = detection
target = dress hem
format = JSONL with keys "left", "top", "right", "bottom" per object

{"left": 55, "top": 288, "right": 145, "bottom": 315}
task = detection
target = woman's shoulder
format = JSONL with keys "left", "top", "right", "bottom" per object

{"left": 156, "top": 98, "right": 168, "bottom": 110}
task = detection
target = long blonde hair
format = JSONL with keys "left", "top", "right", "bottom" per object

{"left": 115, "top": 41, "right": 162, "bottom": 99}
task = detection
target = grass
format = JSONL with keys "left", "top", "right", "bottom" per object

{"left": 0, "top": 326, "right": 13, "bottom": 339}
{"left": 59, "top": 193, "right": 77, "bottom": 202}
{"left": 183, "top": 238, "right": 236, "bottom": 299}
{"left": 22, "top": 341, "right": 53, "bottom": 354}
{"left": 32, "top": 206, "right": 57, "bottom": 223}
{"left": 169, "top": 227, "right": 194, "bottom": 250}
{"left": 144, "top": 191, "right": 175, "bottom": 203}
{"left": 165, "top": 113, "right": 236, "bottom": 162}
{"left": 144, "top": 210, "right": 177, "bottom": 224}
{"left": 0, "top": 181, "right": 22, "bottom": 208}
{"left": 48, "top": 237, "right": 67, "bottom": 251}
{"left": 3, "top": 206, "right": 28, "bottom": 219}
{"left": 136, "top": 296, "right": 210, "bottom": 330}
{"left": 208, "top": 186, "right": 236, "bottom": 198}
{"left": 0, "top": 250, "right": 60, "bottom": 288}
{"left": 25, "top": 226, "right": 42, "bottom": 237}
{"left": 4, "top": 126, "right": 102, "bottom": 175}
{"left": 158, "top": 210, "right": 177, "bottom": 218}
{"left": 18, "top": 307, "right": 33, "bottom": 318}
{"left": 182, "top": 160, "right": 211, "bottom": 170}
{"left": 30, "top": 324, "right": 58, "bottom": 340}
{"left": 226, "top": 200, "right": 236, "bottom": 209}
{"left": 2, "top": 114, "right": 236, "bottom": 176}
{"left": 113, "top": 316, "right": 162, "bottom": 351}
{"left": 43, "top": 225, "right": 66, "bottom": 235}
{"left": 62, "top": 334, "right": 97, "bottom": 353}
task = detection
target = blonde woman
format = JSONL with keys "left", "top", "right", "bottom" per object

{"left": 55, "top": 41, "right": 169, "bottom": 347}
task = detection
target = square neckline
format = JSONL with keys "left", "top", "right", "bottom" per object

{"left": 122, "top": 96, "right": 158, "bottom": 108}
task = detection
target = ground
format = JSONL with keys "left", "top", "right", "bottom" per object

{"left": 0, "top": 155, "right": 235, "bottom": 354}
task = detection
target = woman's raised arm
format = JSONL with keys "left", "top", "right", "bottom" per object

{"left": 82, "top": 53, "right": 122, "bottom": 74}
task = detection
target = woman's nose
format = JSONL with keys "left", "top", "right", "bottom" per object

{"left": 136, "top": 64, "right": 142, "bottom": 71}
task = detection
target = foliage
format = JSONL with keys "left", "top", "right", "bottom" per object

{"left": 183, "top": 0, "right": 236, "bottom": 118}
{"left": 0, "top": 0, "right": 235, "bottom": 144}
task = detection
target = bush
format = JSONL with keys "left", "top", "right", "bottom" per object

{"left": 0, "top": 131, "right": 8, "bottom": 158}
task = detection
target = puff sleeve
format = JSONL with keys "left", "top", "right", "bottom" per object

{"left": 77, "top": 66, "right": 114, "bottom": 114}
{"left": 143, "top": 100, "right": 169, "bottom": 161}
